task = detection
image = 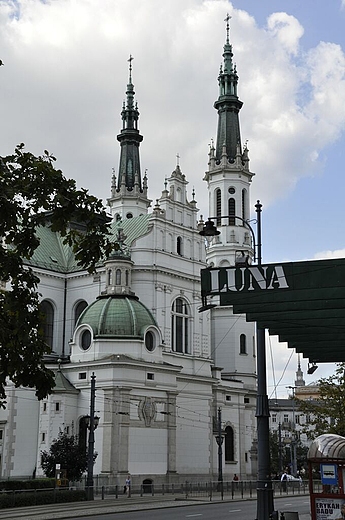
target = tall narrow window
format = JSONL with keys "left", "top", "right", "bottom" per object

{"left": 225, "top": 426, "right": 235, "bottom": 462}
{"left": 240, "top": 334, "right": 247, "bottom": 354}
{"left": 171, "top": 298, "right": 189, "bottom": 354}
{"left": 116, "top": 269, "right": 121, "bottom": 285}
{"left": 216, "top": 189, "right": 221, "bottom": 226}
{"left": 177, "top": 236, "right": 183, "bottom": 256}
{"left": 228, "top": 198, "right": 236, "bottom": 225}
{"left": 108, "top": 269, "right": 112, "bottom": 285}
{"left": 74, "top": 300, "right": 88, "bottom": 326}
{"left": 40, "top": 300, "right": 54, "bottom": 349}
{"left": 242, "top": 189, "right": 247, "bottom": 221}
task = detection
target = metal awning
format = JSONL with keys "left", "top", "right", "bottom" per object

{"left": 201, "top": 258, "right": 345, "bottom": 363}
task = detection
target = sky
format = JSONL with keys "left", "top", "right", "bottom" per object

{"left": 1, "top": 0, "right": 345, "bottom": 398}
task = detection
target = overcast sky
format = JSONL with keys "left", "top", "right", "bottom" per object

{"left": 1, "top": 0, "right": 345, "bottom": 397}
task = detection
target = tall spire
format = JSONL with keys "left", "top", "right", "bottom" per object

{"left": 214, "top": 14, "right": 243, "bottom": 163}
{"left": 116, "top": 55, "right": 143, "bottom": 191}
{"left": 108, "top": 56, "right": 151, "bottom": 219}
{"left": 295, "top": 354, "right": 305, "bottom": 387}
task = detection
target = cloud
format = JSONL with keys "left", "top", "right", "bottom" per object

{"left": 266, "top": 12, "right": 304, "bottom": 55}
{"left": 0, "top": 0, "right": 345, "bottom": 222}
{"left": 314, "top": 248, "right": 345, "bottom": 260}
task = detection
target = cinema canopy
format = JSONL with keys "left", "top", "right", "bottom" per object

{"left": 200, "top": 258, "right": 345, "bottom": 363}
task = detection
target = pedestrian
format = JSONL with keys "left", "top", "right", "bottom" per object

{"left": 233, "top": 473, "right": 239, "bottom": 489}
{"left": 125, "top": 474, "right": 131, "bottom": 497}
{"left": 281, "top": 471, "right": 288, "bottom": 492}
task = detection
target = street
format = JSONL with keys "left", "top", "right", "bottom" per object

{"left": 69, "top": 495, "right": 310, "bottom": 520}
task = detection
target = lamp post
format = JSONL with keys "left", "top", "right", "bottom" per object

{"left": 86, "top": 373, "right": 99, "bottom": 501}
{"left": 200, "top": 201, "right": 274, "bottom": 520}
{"left": 215, "top": 407, "right": 224, "bottom": 492}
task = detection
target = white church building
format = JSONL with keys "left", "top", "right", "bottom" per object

{"left": 0, "top": 24, "right": 259, "bottom": 487}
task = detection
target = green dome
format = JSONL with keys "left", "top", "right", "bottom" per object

{"left": 77, "top": 295, "right": 157, "bottom": 338}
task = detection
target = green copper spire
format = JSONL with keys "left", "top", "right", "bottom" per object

{"left": 214, "top": 14, "right": 243, "bottom": 163}
{"left": 116, "top": 55, "right": 143, "bottom": 191}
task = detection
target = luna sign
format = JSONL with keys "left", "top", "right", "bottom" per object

{"left": 203, "top": 265, "right": 290, "bottom": 295}
{"left": 200, "top": 258, "right": 345, "bottom": 310}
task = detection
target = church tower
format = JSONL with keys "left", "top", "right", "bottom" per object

{"left": 204, "top": 17, "right": 256, "bottom": 386}
{"left": 108, "top": 56, "right": 152, "bottom": 220}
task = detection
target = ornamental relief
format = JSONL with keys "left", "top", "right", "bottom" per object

{"left": 138, "top": 397, "right": 156, "bottom": 427}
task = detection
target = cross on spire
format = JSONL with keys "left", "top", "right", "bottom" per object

{"left": 176, "top": 152, "right": 180, "bottom": 166}
{"left": 224, "top": 13, "right": 231, "bottom": 43}
{"left": 128, "top": 54, "right": 133, "bottom": 82}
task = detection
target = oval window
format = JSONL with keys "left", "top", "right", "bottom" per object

{"left": 145, "top": 331, "right": 155, "bottom": 352}
{"left": 81, "top": 330, "right": 92, "bottom": 351}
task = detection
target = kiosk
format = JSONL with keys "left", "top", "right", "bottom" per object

{"left": 308, "top": 434, "right": 345, "bottom": 520}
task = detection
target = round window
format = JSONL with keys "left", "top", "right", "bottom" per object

{"left": 145, "top": 331, "right": 155, "bottom": 352}
{"left": 81, "top": 330, "right": 92, "bottom": 351}
{"left": 228, "top": 186, "right": 236, "bottom": 194}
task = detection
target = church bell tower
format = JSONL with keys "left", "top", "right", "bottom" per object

{"left": 204, "top": 16, "right": 256, "bottom": 385}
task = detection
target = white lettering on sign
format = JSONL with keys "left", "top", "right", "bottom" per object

{"left": 208, "top": 265, "right": 290, "bottom": 294}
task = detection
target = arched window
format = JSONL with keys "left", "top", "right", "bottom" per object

{"left": 108, "top": 269, "right": 112, "bottom": 285}
{"left": 115, "top": 213, "right": 121, "bottom": 222}
{"left": 242, "top": 189, "right": 247, "bottom": 221}
{"left": 240, "top": 334, "right": 247, "bottom": 354}
{"left": 74, "top": 300, "right": 88, "bottom": 326}
{"left": 125, "top": 270, "right": 129, "bottom": 286}
{"left": 116, "top": 269, "right": 121, "bottom": 285}
{"left": 40, "top": 300, "right": 54, "bottom": 349}
{"left": 177, "top": 236, "right": 183, "bottom": 256}
{"left": 228, "top": 198, "right": 236, "bottom": 225}
{"left": 216, "top": 189, "right": 221, "bottom": 226}
{"left": 225, "top": 425, "right": 235, "bottom": 462}
{"left": 171, "top": 298, "right": 190, "bottom": 354}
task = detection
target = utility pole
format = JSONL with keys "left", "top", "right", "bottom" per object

{"left": 278, "top": 422, "right": 282, "bottom": 474}
{"left": 288, "top": 386, "right": 297, "bottom": 475}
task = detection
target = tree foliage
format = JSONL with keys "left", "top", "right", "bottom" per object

{"left": 296, "top": 363, "right": 345, "bottom": 438}
{"left": 269, "top": 429, "right": 308, "bottom": 475}
{"left": 0, "top": 144, "right": 115, "bottom": 405}
{"left": 41, "top": 431, "right": 89, "bottom": 482}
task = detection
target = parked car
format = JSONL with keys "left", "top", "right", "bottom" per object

{"left": 286, "top": 475, "right": 302, "bottom": 482}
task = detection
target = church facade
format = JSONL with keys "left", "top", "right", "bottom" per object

{"left": 0, "top": 24, "right": 258, "bottom": 486}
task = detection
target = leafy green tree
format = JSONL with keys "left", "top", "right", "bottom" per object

{"left": 269, "top": 429, "right": 309, "bottom": 475}
{"left": 0, "top": 144, "right": 115, "bottom": 406}
{"left": 41, "top": 431, "right": 90, "bottom": 482}
{"left": 297, "top": 363, "right": 345, "bottom": 438}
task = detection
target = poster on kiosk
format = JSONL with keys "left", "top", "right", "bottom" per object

{"left": 307, "top": 435, "right": 345, "bottom": 520}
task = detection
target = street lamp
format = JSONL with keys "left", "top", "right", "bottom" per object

{"left": 86, "top": 373, "right": 99, "bottom": 501}
{"left": 199, "top": 201, "right": 274, "bottom": 520}
{"left": 199, "top": 211, "right": 259, "bottom": 264}
{"left": 215, "top": 407, "right": 224, "bottom": 491}
{"left": 307, "top": 362, "right": 318, "bottom": 374}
